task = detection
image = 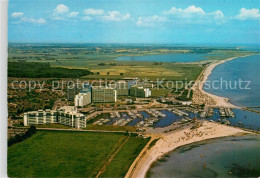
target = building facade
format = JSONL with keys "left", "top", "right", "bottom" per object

{"left": 23, "top": 106, "right": 86, "bottom": 128}
{"left": 74, "top": 91, "right": 91, "bottom": 107}
{"left": 109, "top": 81, "right": 129, "bottom": 96}
{"left": 67, "top": 87, "right": 81, "bottom": 101}
{"left": 130, "top": 86, "right": 151, "bottom": 98}
{"left": 92, "top": 86, "right": 117, "bottom": 103}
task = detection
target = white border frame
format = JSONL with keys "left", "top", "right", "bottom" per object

{"left": 0, "top": 0, "right": 8, "bottom": 177}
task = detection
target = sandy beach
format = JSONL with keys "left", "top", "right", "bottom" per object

{"left": 192, "top": 55, "right": 250, "bottom": 108}
{"left": 125, "top": 121, "right": 251, "bottom": 178}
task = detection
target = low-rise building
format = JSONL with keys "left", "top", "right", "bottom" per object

{"left": 23, "top": 106, "right": 86, "bottom": 129}
{"left": 92, "top": 86, "right": 117, "bottom": 103}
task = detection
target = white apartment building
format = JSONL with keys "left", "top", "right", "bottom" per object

{"left": 75, "top": 92, "right": 91, "bottom": 107}
{"left": 23, "top": 106, "right": 86, "bottom": 129}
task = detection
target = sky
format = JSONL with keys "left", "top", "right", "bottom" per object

{"left": 8, "top": 0, "right": 260, "bottom": 44}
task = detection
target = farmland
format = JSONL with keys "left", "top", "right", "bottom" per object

{"left": 8, "top": 44, "right": 255, "bottom": 81}
{"left": 8, "top": 130, "right": 150, "bottom": 177}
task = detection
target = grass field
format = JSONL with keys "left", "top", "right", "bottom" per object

{"left": 35, "top": 124, "right": 137, "bottom": 132}
{"left": 82, "top": 62, "right": 203, "bottom": 81}
{"left": 85, "top": 124, "right": 137, "bottom": 132}
{"left": 100, "top": 136, "right": 148, "bottom": 177}
{"left": 8, "top": 130, "right": 149, "bottom": 177}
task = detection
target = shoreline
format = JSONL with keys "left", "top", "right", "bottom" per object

{"left": 146, "top": 134, "right": 259, "bottom": 178}
{"left": 125, "top": 121, "right": 253, "bottom": 178}
{"left": 193, "top": 55, "right": 251, "bottom": 108}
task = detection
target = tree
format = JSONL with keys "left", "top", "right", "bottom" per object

{"left": 14, "top": 134, "right": 23, "bottom": 143}
{"left": 97, "top": 72, "right": 100, "bottom": 75}
{"left": 120, "top": 73, "right": 124, "bottom": 76}
{"left": 107, "top": 72, "right": 110, "bottom": 75}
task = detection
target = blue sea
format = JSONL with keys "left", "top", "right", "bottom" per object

{"left": 148, "top": 136, "right": 260, "bottom": 178}
{"left": 204, "top": 55, "right": 260, "bottom": 109}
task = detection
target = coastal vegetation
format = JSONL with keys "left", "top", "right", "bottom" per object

{"left": 8, "top": 130, "right": 149, "bottom": 177}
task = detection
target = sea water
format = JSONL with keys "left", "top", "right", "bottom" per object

{"left": 148, "top": 136, "right": 260, "bottom": 178}
{"left": 204, "top": 55, "right": 260, "bottom": 108}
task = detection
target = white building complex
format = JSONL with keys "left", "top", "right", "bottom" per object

{"left": 74, "top": 92, "right": 91, "bottom": 107}
{"left": 23, "top": 106, "right": 86, "bottom": 129}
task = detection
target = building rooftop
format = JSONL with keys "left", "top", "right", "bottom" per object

{"left": 59, "top": 106, "right": 77, "bottom": 112}
{"left": 92, "top": 86, "right": 115, "bottom": 90}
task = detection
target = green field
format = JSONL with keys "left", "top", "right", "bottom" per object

{"left": 8, "top": 130, "right": 149, "bottom": 177}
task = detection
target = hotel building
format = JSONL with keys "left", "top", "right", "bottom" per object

{"left": 23, "top": 106, "right": 86, "bottom": 129}
{"left": 130, "top": 86, "right": 151, "bottom": 98}
{"left": 109, "top": 81, "right": 129, "bottom": 96}
{"left": 92, "top": 86, "right": 117, "bottom": 103}
{"left": 74, "top": 90, "right": 91, "bottom": 107}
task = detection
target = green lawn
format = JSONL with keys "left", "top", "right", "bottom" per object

{"left": 85, "top": 124, "right": 137, "bottom": 132}
{"left": 101, "top": 137, "right": 149, "bottom": 177}
{"left": 8, "top": 130, "right": 149, "bottom": 177}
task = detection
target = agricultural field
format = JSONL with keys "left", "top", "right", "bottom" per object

{"left": 8, "top": 44, "right": 255, "bottom": 81}
{"left": 8, "top": 130, "right": 150, "bottom": 177}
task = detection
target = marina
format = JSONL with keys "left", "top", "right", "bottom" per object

{"left": 90, "top": 108, "right": 260, "bottom": 131}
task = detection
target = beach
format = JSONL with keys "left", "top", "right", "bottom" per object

{"left": 192, "top": 55, "right": 251, "bottom": 108}
{"left": 125, "top": 121, "right": 251, "bottom": 178}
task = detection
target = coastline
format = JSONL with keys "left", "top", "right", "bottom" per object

{"left": 125, "top": 55, "right": 257, "bottom": 178}
{"left": 192, "top": 55, "right": 251, "bottom": 108}
{"left": 125, "top": 121, "right": 252, "bottom": 178}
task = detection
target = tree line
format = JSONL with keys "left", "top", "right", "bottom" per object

{"left": 8, "top": 126, "right": 37, "bottom": 146}
{"left": 8, "top": 62, "right": 92, "bottom": 78}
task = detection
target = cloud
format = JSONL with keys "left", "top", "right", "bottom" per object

{"left": 82, "top": 9, "right": 131, "bottom": 22}
{"left": 19, "top": 17, "right": 46, "bottom": 24}
{"left": 22, "top": 17, "right": 46, "bottom": 24}
{"left": 52, "top": 4, "right": 79, "bottom": 20}
{"left": 102, "top": 11, "right": 130, "bottom": 21}
{"left": 153, "top": 5, "right": 225, "bottom": 25}
{"left": 236, "top": 8, "right": 260, "bottom": 20}
{"left": 81, "top": 16, "right": 92, "bottom": 21}
{"left": 163, "top": 5, "right": 205, "bottom": 16}
{"left": 84, "top": 8, "right": 104, "bottom": 16}
{"left": 54, "top": 4, "right": 69, "bottom": 14}
{"left": 136, "top": 15, "right": 167, "bottom": 27}
{"left": 68, "top": 11, "right": 79, "bottom": 18}
{"left": 11, "top": 12, "right": 24, "bottom": 18}
{"left": 11, "top": 12, "right": 46, "bottom": 24}
{"left": 213, "top": 10, "right": 224, "bottom": 19}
